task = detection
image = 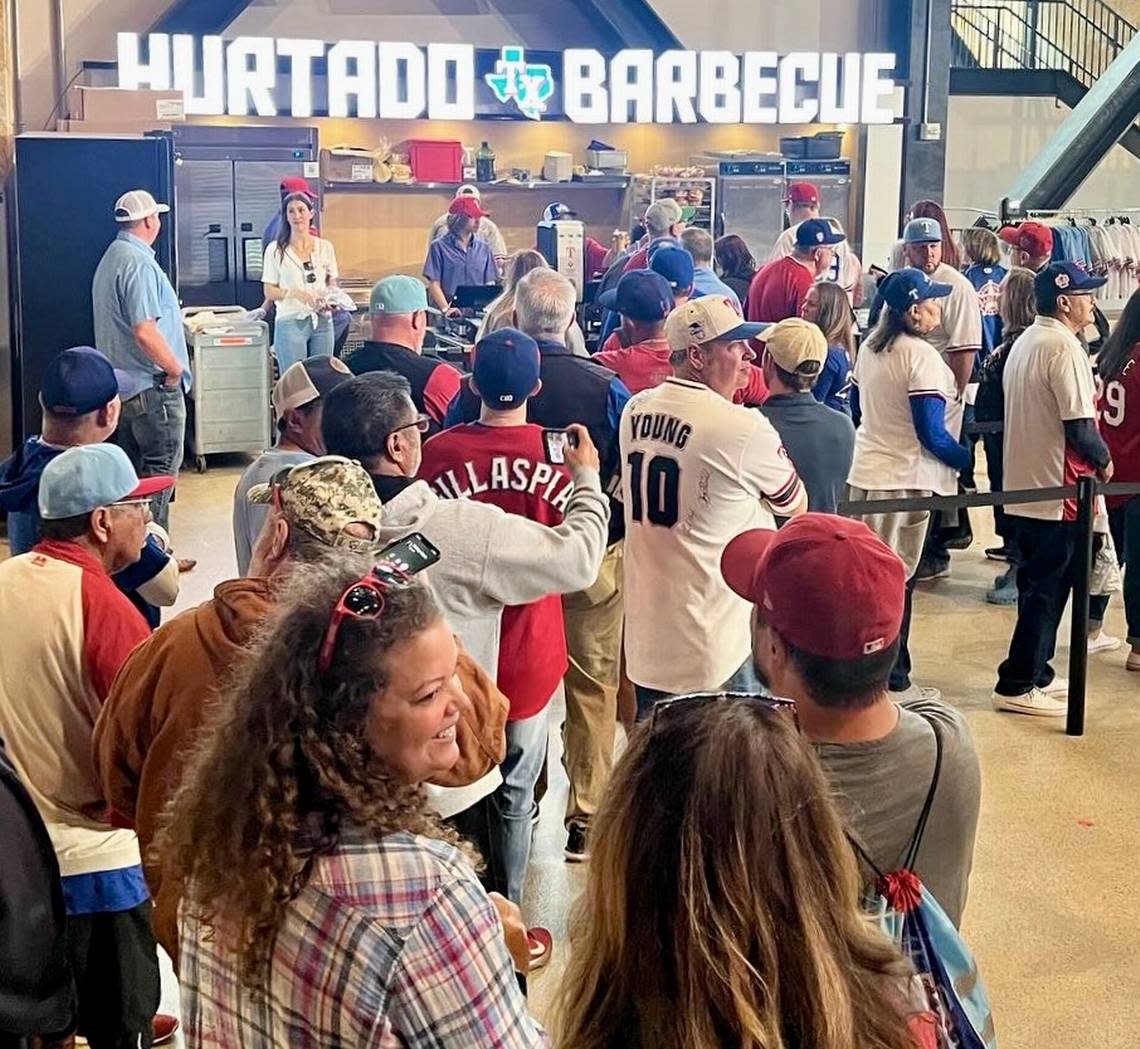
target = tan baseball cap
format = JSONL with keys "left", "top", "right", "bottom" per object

{"left": 664, "top": 296, "right": 769, "bottom": 352}
{"left": 762, "top": 317, "right": 828, "bottom": 377}
{"left": 114, "top": 189, "right": 170, "bottom": 222}
{"left": 272, "top": 357, "right": 352, "bottom": 415}
{"left": 246, "top": 456, "right": 382, "bottom": 550}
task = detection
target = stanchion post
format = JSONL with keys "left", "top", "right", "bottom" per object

{"left": 1067, "top": 475, "right": 1096, "bottom": 737}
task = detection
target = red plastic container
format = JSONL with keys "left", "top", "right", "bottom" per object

{"left": 407, "top": 139, "right": 463, "bottom": 183}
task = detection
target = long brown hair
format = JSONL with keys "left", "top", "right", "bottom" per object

{"left": 555, "top": 698, "right": 916, "bottom": 1049}
{"left": 274, "top": 191, "right": 315, "bottom": 258}
{"left": 998, "top": 266, "right": 1037, "bottom": 348}
{"left": 156, "top": 555, "right": 456, "bottom": 988}
{"left": 1097, "top": 285, "right": 1140, "bottom": 382}
{"left": 812, "top": 281, "right": 856, "bottom": 360}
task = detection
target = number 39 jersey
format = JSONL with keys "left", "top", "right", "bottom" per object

{"left": 1098, "top": 352, "right": 1140, "bottom": 509}
{"left": 620, "top": 377, "right": 804, "bottom": 693}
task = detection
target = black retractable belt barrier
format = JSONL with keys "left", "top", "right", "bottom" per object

{"left": 838, "top": 481, "right": 1140, "bottom": 738}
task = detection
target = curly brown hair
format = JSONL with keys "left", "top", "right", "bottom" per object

{"left": 156, "top": 554, "right": 460, "bottom": 988}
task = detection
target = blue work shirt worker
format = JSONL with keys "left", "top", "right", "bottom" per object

{"left": 423, "top": 195, "right": 498, "bottom": 311}
{"left": 91, "top": 190, "right": 189, "bottom": 528}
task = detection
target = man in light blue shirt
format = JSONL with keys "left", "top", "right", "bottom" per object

{"left": 92, "top": 190, "right": 190, "bottom": 529}
{"left": 682, "top": 227, "right": 741, "bottom": 309}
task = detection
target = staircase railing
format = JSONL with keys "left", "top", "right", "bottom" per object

{"left": 951, "top": 0, "right": 1136, "bottom": 87}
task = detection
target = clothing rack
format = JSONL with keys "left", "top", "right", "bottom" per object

{"left": 1023, "top": 207, "right": 1140, "bottom": 221}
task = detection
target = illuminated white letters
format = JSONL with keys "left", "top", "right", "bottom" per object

{"left": 778, "top": 52, "right": 820, "bottom": 124}
{"left": 427, "top": 44, "right": 474, "bottom": 120}
{"left": 741, "top": 51, "right": 779, "bottom": 123}
{"left": 328, "top": 40, "right": 378, "bottom": 118}
{"left": 654, "top": 51, "right": 697, "bottom": 124}
{"left": 563, "top": 49, "right": 608, "bottom": 123}
{"left": 861, "top": 52, "right": 898, "bottom": 123}
{"left": 276, "top": 38, "right": 324, "bottom": 118}
{"left": 698, "top": 50, "right": 741, "bottom": 123}
{"left": 609, "top": 49, "right": 654, "bottom": 123}
{"left": 820, "top": 52, "right": 862, "bottom": 123}
{"left": 378, "top": 42, "right": 426, "bottom": 119}
{"left": 226, "top": 37, "right": 277, "bottom": 117}
{"left": 117, "top": 32, "right": 171, "bottom": 90}
{"left": 172, "top": 34, "right": 224, "bottom": 115}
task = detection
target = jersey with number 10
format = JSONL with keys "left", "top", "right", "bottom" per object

{"left": 620, "top": 377, "right": 804, "bottom": 694}
{"left": 1098, "top": 350, "right": 1140, "bottom": 509}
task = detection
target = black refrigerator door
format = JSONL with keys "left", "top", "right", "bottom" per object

{"left": 11, "top": 133, "right": 176, "bottom": 440}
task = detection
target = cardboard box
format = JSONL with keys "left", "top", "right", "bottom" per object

{"left": 320, "top": 147, "right": 381, "bottom": 183}
{"left": 68, "top": 86, "right": 184, "bottom": 123}
{"left": 57, "top": 118, "right": 174, "bottom": 134}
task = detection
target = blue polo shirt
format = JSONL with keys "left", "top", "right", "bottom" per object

{"left": 92, "top": 231, "right": 191, "bottom": 397}
{"left": 423, "top": 232, "right": 497, "bottom": 303}
{"left": 692, "top": 265, "right": 741, "bottom": 309}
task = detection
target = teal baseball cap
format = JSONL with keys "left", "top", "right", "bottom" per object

{"left": 369, "top": 275, "right": 441, "bottom": 316}
{"left": 38, "top": 443, "right": 173, "bottom": 520}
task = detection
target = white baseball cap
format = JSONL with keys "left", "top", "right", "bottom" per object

{"left": 114, "top": 189, "right": 170, "bottom": 223}
{"left": 665, "top": 296, "right": 769, "bottom": 352}
{"left": 456, "top": 184, "right": 481, "bottom": 200}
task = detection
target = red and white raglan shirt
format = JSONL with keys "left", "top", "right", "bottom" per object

{"left": 0, "top": 540, "right": 150, "bottom": 914}
{"left": 418, "top": 424, "right": 573, "bottom": 720}
{"left": 1098, "top": 345, "right": 1140, "bottom": 510}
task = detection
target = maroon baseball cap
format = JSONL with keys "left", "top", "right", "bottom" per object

{"left": 784, "top": 181, "right": 820, "bottom": 206}
{"left": 720, "top": 513, "right": 906, "bottom": 660}
{"left": 999, "top": 221, "right": 1053, "bottom": 258}
{"left": 449, "top": 196, "right": 490, "bottom": 219}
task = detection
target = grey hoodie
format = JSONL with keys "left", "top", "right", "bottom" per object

{"left": 375, "top": 466, "right": 610, "bottom": 817}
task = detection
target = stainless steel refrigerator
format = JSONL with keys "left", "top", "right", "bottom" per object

{"left": 784, "top": 160, "right": 854, "bottom": 241}
{"left": 694, "top": 152, "right": 787, "bottom": 263}
{"left": 172, "top": 125, "right": 319, "bottom": 309}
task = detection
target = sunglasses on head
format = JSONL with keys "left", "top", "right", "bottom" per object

{"left": 317, "top": 561, "right": 413, "bottom": 674}
{"left": 649, "top": 691, "right": 799, "bottom": 732}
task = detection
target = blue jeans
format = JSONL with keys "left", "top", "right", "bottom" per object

{"left": 115, "top": 384, "right": 186, "bottom": 530}
{"left": 633, "top": 657, "right": 763, "bottom": 722}
{"left": 273, "top": 313, "right": 334, "bottom": 373}
{"left": 489, "top": 707, "right": 550, "bottom": 906}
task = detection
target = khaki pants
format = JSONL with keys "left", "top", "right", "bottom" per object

{"left": 845, "top": 486, "right": 932, "bottom": 578}
{"left": 561, "top": 540, "right": 623, "bottom": 827}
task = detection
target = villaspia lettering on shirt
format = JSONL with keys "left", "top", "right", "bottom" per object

{"left": 429, "top": 456, "right": 573, "bottom": 512}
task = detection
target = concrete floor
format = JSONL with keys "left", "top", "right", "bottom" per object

{"left": 20, "top": 453, "right": 1140, "bottom": 1048}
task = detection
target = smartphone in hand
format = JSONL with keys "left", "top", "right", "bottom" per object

{"left": 542, "top": 428, "right": 579, "bottom": 465}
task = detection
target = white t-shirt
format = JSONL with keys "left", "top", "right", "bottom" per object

{"left": 769, "top": 222, "right": 863, "bottom": 302}
{"left": 621, "top": 378, "right": 804, "bottom": 693}
{"left": 848, "top": 332, "right": 964, "bottom": 496}
{"left": 261, "top": 238, "right": 338, "bottom": 322}
{"left": 924, "top": 263, "right": 982, "bottom": 359}
{"left": 1002, "top": 315, "right": 1098, "bottom": 522}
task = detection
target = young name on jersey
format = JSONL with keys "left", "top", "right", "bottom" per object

{"left": 627, "top": 411, "right": 692, "bottom": 450}
{"left": 429, "top": 455, "right": 573, "bottom": 512}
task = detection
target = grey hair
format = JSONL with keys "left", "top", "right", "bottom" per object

{"left": 321, "top": 372, "right": 416, "bottom": 462}
{"left": 681, "top": 227, "right": 713, "bottom": 266}
{"left": 514, "top": 268, "right": 576, "bottom": 340}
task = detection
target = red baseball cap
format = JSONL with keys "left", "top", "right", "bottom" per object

{"left": 720, "top": 513, "right": 906, "bottom": 660}
{"left": 280, "top": 176, "right": 315, "bottom": 198}
{"left": 999, "top": 221, "right": 1053, "bottom": 258}
{"left": 449, "top": 196, "right": 490, "bottom": 219}
{"left": 785, "top": 182, "right": 820, "bottom": 207}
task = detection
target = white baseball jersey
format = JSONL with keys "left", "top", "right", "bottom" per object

{"left": 769, "top": 222, "right": 863, "bottom": 301}
{"left": 621, "top": 377, "right": 804, "bottom": 693}
{"left": 924, "top": 263, "right": 982, "bottom": 359}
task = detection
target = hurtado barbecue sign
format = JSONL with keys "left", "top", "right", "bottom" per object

{"left": 117, "top": 34, "right": 900, "bottom": 125}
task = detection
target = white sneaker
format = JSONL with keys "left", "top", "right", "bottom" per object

{"left": 1042, "top": 675, "right": 1068, "bottom": 695}
{"left": 891, "top": 684, "right": 943, "bottom": 703}
{"left": 1088, "top": 632, "right": 1123, "bottom": 654}
{"left": 991, "top": 687, "right": 1068, "bottom": 717}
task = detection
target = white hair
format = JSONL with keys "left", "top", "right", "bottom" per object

{"left": 514, "top": 268, "right": 576, "bottom": 340}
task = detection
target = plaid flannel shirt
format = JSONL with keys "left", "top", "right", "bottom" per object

{"left": 180, "top": 829, "right": 548, "bottom": 1048}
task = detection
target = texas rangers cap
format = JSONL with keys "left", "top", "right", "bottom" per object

{"left": 650, "top": 245, "right": 696, "bottom": 292}
{"left": 39, "top": 443, "right": 173, "bottom": 520}
{"left": 784, "top": 181, "right": 820, "bottom": 206}
{"left": 721, "top": 513, "right": 907, "bottom": 660}
{"left": 999, "top": 221, "right": 1053, "bottom": 258}
{"left": 449, "top": 196, "right": 490, "bottom": 219}
{"left": 878, "top": 268, "right": 953, "bottom": 312}
{"left": 1034, "top": 261, "right": 1107, "bottom": 297}
{"left": 543, "top": 202, "right": 576, "bottom": 221}
{"left": 472, "top": 328, "right": 541, "bottom": 407}
{"left": 646, "top": 236, "right": 681, "bottom": 262}
{"left": 795, "top": 218, "right": 846, "bottom": 249}
{"left": 665, "top": 296, "right": 768, "bottom": 351}
{"left": 272, "top": 357, "right": 352, "bottom": 416}
{"left": 903, "top": 217, "right": 942, "bottom": 244}
{"left": 114, "top": 189, "right": 169, "bottom": 222}
{"left": 369, "top": 274, "right": 441, "bottom": 316}
{"left": 597, "top": 269, "right": 674, "bottom": 321}
{"left": 40, "top": 347, "right": 132, "bottom": 415}
{"left": 762, "top": 318, "right": 828, "bottom": 377}
{"left": 246, "top": 456, "right": 382, "bottom": 550}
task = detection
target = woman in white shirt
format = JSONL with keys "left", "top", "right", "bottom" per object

{"left": 262, "top": 192, "right": 339, "bottom": 371}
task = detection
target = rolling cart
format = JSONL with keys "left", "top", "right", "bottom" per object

{"left": 183, "top": 306, "right": 272, "bottom": 473}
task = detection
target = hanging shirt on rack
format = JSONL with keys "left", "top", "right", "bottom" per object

{"left": 964, "top": 263, "right": 1007, "bottom": 358}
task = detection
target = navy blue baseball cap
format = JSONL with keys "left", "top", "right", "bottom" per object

{"left": 542, "top": 202, "right": 576, "bottom": 222}
{"left": 1035, "top": 261, "right": 1107, "bottom": 297}
{"left": 472, "top": 328, "right": 541, "bottom": 408}
{"left": 878, "top": 267, "right": 953, "bottom": 312}
{"left": 795, "top": 218, "right": 846, "bottom": 250}
{"left": 40, "top": 347, "right": 131, "bottom": 415}
{"left": 597, "top": 269, "right": 674, "bottom": 321}
{"left": 646, "top": 236, "right": 681, "bottom": 262}
{"left": 650, "top": 245, "right": 695, "bottom": 292}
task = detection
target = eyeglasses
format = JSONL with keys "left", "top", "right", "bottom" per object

{"left": 303, "top": 261, "right": 317, "bottom": 284}
{"left": 317, "top": 561, "right": 413, "bottom": 674}
{"left": 385, "top": 414, "right": 431, "bottom": 440}
{"left": 648, "top": 691, "right": 799, "bottom": 732}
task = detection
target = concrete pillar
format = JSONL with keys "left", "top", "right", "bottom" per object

{"left": 899, "top": 0, "right": 953, "bottom": 211}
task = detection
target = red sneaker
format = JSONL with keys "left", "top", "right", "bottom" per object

{"left": 153, "top": 1014, "right": 180, "bottom": 1045}
{"left": 526, "top": 927, "right": 553, "bottom": 971}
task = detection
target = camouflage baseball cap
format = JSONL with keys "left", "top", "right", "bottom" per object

{"left": 246, "top": 455, "right": 382, "bottom": 549}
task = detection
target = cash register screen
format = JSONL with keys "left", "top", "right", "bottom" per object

{"left": 452, "top": 284, "right": 503, "bottom": 310}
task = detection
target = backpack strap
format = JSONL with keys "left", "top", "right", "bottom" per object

{"left": 903, "top": 715, "right": 944, "bottom": 872}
